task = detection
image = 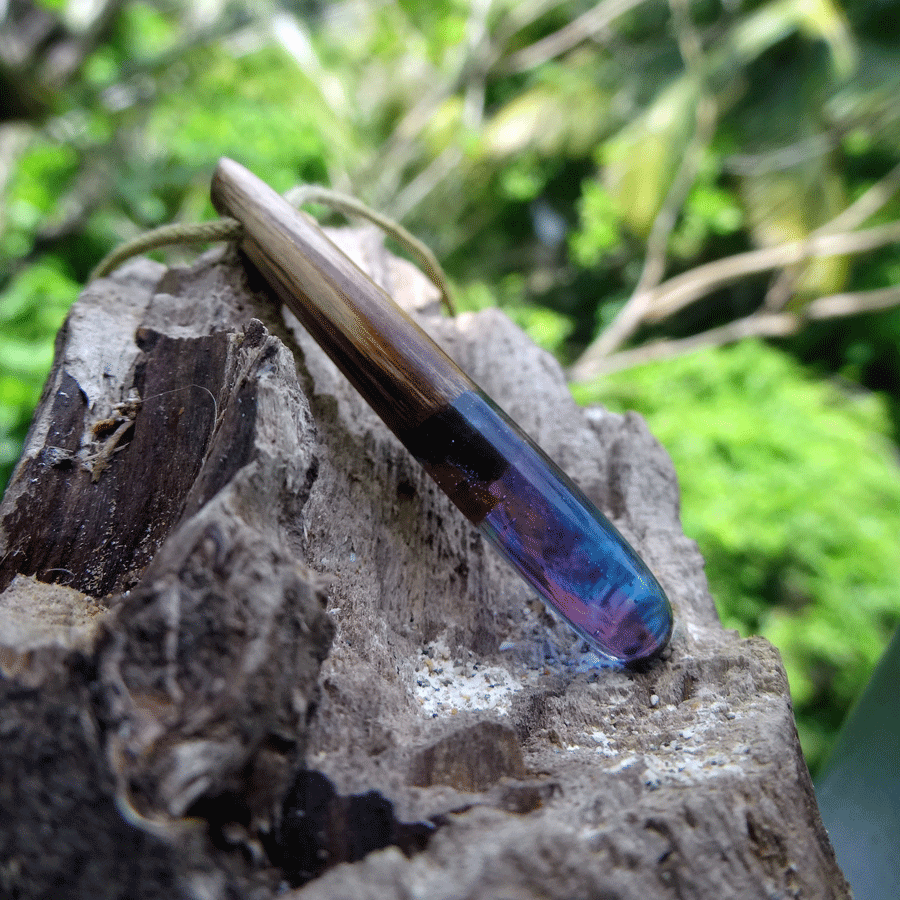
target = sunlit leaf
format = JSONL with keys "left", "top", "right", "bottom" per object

{"left": 796, "top": 0, "right": 857, "bottom": 78}
{"left": 739, "top": 165, "right": 850, "bottom": 299}
{"left": 601, "top": 79, "right": 699, "bottom": 236}
{"left": 482, "top": 61, "right": 612, "bottom": 158}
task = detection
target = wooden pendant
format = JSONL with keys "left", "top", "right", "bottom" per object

{"left": 211, "top": 159, "right": 673, "bottom": 664}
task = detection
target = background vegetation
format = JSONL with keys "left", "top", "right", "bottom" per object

{"left": 2, "top": 0, "right": 899, "bottom": 776}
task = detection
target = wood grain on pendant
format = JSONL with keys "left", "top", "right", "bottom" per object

{"left": 210, "top": 157, "right": 471, "bottom": 436}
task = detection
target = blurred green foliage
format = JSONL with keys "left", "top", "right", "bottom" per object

{"left": 0, "top": 262, "right": 78, "bottom": 481}
{"left": 2, "top": 0, "right": 900, "bottom": 773}
{"left": 573, "top": 341, "right": 900, "bottom": 771}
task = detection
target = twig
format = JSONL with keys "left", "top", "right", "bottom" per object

{"left": 568, "top": 220, "right": 900, "bottom": 379}
{"left": 574, "top": 285, "right": 900, "bottom": 376}
{"left": 764, "top": 159, "right": 900, "bottom": 311}
{"left": 644, "top": 220, "right": 900, "bottom": 322}
{"left": 503, "top": 0, "right": 648, "bottom": 72}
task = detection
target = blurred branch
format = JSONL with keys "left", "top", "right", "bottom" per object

{"left": 461, "top": 0, "right": 493, "bottom": 130}
{"left": 723, "top": 134, "right": 835, "bottom": 175}
{"left": 376, "top": 0, "right": 573, "bottom": 152}
{"left": 646, "top": 221, "right": 900, "bottom": 321}
{"left": 388, "top": 146, "right": 465, "bottom": 222}
{"left": 637, "top": 0, "right": 710, "bottom": 297}
{"left": 575, "top": 285, "right": 900, "bottom": 376}
{"left": 367, "top": 0, "right": 497, "bottom": 208}
{"left": 503, "top": 0, "right": 647, "bottom": 72}
{"left": 569, "top": 220, "right": 900, "bottom": 379}
{"left": 372, "top": 0, "right": 645, "bottom": 209}
{"left": 589, "top": 0, "right": 717, "bottom": 360}
{"left": 825, "top": 160, "right": 900, "bottom": 234}
{"left": 764, "top": 159, "right": 900, "bottom": 311}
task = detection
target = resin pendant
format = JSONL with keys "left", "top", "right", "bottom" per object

{"left": 211, "top": 158, "right": 673, "bottom": 665}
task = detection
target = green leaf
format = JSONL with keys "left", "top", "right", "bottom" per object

{"left": 816, "top": 625, "right": 900, "bottom": 900}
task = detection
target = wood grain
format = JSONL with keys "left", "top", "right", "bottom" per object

{"left": 211, "top": 158, "right": 472, "bottom": 436}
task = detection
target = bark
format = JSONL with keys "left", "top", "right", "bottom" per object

{"left": 0, "top": 229, "right": 850, "bottom": 899}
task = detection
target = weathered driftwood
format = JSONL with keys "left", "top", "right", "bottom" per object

{"left": 0, "top": 231, "right": 850, "bottom": 899}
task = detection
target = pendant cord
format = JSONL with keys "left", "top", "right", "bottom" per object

{"left": 89, "top": 185, "right": 455, "bottom": 315}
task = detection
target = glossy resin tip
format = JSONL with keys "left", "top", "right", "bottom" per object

{"left": 409, "top": 390, "right": 674, "bottom": 665}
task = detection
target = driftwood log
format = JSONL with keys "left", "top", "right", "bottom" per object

{"left": 0, "top": 230, "right": 850, "bottom": 899}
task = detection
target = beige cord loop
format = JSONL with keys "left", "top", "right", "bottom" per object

{"left": 89, "top": 185, "right": 456, "bottom": 314}
{"left": 89, "top": 219, "right": 244, "bottom": 281}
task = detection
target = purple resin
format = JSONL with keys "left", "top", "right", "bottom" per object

{"left": 414, "top": 391, "right": 673, "bottom": 664}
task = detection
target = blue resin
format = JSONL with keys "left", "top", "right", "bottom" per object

{"left": 417, "top": 391, "right": 673, "bottom": 664}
